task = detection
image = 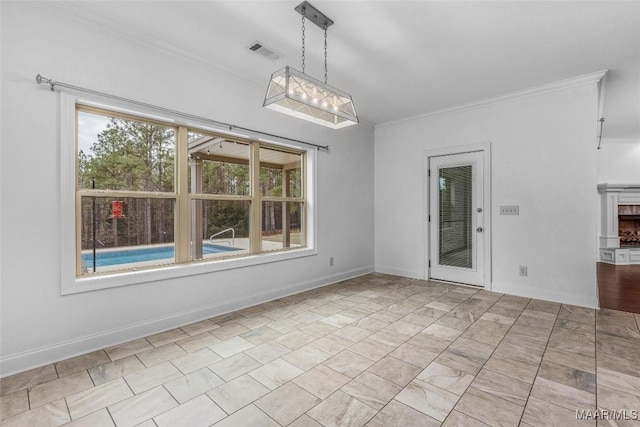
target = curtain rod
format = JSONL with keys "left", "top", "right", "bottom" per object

{"left": 35, "top": 74, "right": 330, "bottom": 151}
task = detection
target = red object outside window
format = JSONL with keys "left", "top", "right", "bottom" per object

{"left": 109, "top": 200, "right": 125, "bottom": 219}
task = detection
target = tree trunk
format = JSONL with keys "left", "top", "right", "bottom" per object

{"left": 268, "top": 204, "right": 275, "bottom": 233}
{"left": 112, "top": 217, "right": 118, "bottom": 247}
{"left": 144, "top": 198, "right": 152, "bottom": 244}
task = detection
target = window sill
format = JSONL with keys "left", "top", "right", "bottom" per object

{"left": 62, "top": 247, "right": 317, "bottom": 295}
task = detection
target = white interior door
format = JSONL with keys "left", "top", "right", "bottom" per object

{"left": 429, "top": 151, "right": 485, "bottom": 286}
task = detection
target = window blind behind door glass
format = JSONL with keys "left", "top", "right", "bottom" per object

{"left": 439, "top": 165, "right": 472, "bottom": 269}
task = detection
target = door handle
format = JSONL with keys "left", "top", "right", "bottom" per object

{"left": 477, "top": 227, "right": 483, "bottom": 232}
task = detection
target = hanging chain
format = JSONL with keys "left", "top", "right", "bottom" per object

{"left": 301, "top": 10, "right": 306, "bottom": 74}
{"left": 324, "top": 25, "right": 328, "bottom": 83}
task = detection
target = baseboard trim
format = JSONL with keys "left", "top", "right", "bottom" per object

{"left": 491, "top": 281, "right": 599, "bottom": 309}
{"left": 374, "top": 265, "right": 424, "bottom": 280}
{"left": 374, "top": 266, "right": 598, "bottom": 309}
{"left": 0, "top": 265, "right": 374, "bottom": 377}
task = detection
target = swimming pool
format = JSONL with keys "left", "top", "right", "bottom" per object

{"left": 82, "top": 243, "right": 239, "bottom": 269}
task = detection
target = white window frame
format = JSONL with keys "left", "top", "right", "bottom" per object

{"left": 60, "top": 93, "right": 317, "bottom": 295}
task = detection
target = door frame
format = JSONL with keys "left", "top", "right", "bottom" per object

{"left": 423, "top": 142, "right": 492, "bottom": 289}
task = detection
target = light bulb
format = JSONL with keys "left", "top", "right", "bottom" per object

{"left": 313, "top": 98, "right": 318, "bottom": 104}
{"left": 322, "top": 101, "right": 328, "bottom": 108}
{"left": 302, "top": 93, "right": 307, "bottom": 99}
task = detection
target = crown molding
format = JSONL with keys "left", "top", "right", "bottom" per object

{"left": 600, "top": 138, "right": 640, "bottom": 144}
{"left": 377, "top": 70, "right": 608, "bottom": 129}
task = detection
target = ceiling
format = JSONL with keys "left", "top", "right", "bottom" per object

{"left": 52, "top": 1, "right": 640, "bottom": 139}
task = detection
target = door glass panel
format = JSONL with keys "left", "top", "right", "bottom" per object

{"left": 439, "top": 165, "right": 472, "bottom": 268}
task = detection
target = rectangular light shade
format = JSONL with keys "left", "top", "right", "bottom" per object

{"left": 264, "top": 66, "right": 358, "bottom": 129}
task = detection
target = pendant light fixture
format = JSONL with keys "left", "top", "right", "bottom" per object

{"left": 263, "top": 1, "right": 358, "bottom": 129}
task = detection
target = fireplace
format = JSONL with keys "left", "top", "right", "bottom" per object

{"left": 619, "top": 205, "right": 640, "bottom": 247}
{"left": 598, "top": 184, "right": 640, "bottom": 264}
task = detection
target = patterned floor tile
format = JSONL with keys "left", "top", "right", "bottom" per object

{"left": 255, "top": 383, "right": 321, "bottom": 425}
{"left": 4, "top": 273, "right": 639, "bottom": 427}
{"left": 307, "top": 391, "right": 377, "bottom": 427}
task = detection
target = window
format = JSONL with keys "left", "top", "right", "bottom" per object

{"left": 67, "top": 101, "right": 314, "bottom": 291}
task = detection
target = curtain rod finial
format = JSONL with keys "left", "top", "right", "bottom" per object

{"left": 36, "top": 74, "right": 55, "bottom": 91}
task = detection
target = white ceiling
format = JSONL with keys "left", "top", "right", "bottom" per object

{"left": 53, "top": 1, "right": 640, "bottom": 139}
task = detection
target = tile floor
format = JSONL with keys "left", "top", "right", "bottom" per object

{"left": 2, "top": 273, "right": 640, "bottom": 426}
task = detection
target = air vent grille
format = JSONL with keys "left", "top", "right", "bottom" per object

{"left": 248, "top": 41, "right": 281, "bottom": 61}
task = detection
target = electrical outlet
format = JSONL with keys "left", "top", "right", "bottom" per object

{"left": 519, "top": 266, "right": 528, "bottom": 276}
{"left": 500, "top": 205, "right": 520, "bottom": 215}
{"left": 329, "top": 257, "right": 334, "bottom": 266}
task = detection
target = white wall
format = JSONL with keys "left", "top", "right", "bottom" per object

{"left": 375, "top": 82, "right": 600, "bottom": 308}
{"left": 0, "top": 3, "right": 374, "bottom": 375}
{"left": 597, "top": 139, "right": 640, "bottom": 183}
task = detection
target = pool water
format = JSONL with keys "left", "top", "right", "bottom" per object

{"left": 82, "top": 244, "right": 239, "bottom": 269}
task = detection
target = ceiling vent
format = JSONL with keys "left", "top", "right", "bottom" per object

{"left": 249, "top": 41, "right": 281, "bottom": 61}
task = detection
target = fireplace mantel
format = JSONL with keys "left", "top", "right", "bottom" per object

{"left": 597, "top": 183, "right": 640, "bottom": 193}
{"left": 598, "top": 183, "right": 640, "bottom": 264}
